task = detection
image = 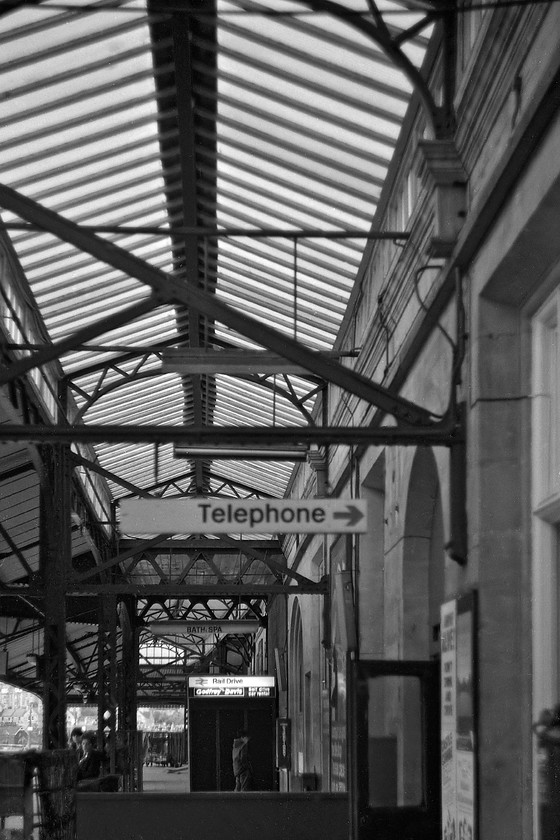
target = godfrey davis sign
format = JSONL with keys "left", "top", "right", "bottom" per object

{"left": 119, "top": 498, "right": 368, "bottom": 534}
{"left": 188, "top": 675, "right": 276, "bottom": 698}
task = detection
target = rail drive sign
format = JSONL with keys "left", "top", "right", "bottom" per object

{"left": 119, "top": 497, "right": 367, "bottom": 534}
{"left": 188, "top": 675, "right": 276, "bottom": 698}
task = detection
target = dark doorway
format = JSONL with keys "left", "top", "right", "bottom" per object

{"left": 189, "top": 700, "right": 276, "bottom": 791}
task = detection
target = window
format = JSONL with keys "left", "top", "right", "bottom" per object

{"left": 532, "top": 284, "right": 560, "bottom": 838}
{"left": 533, "top": 292, "right": 559, "bottom": 502}
{"left": 367, "top": 675, "right": 423, "bottom": 807}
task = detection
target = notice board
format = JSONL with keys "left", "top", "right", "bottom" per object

{"left": 440, "top": 592, "right": 478, "bottom": 840}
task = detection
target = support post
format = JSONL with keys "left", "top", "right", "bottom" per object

{"left": 40, "top": 444, "right": 71, "bottom": 748}
{"left": 118, "top": 598, "right": 139, "bottom": 791}
{"left": 98, "top": 593, "right": 118, "bottom": 771}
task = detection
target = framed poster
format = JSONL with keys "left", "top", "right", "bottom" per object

{"left": 329, "top": 534, "right": 353, "bottom": 792}
{"left": 440, "top": 592, "right": 478, "bottom": 840}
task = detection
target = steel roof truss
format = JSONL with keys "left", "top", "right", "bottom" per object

{"left": 0, "top": 183, "right": 436, "bottom": 426}
{"left": 70, "top": 451, "right": 154, "bottom": 500}
{"left": 71, "top": 534, "right": 174, "bottom": 583}
{"left": 0, "top": 519, "right": 34, "bottom": 578}
{"left": 298, "top": 0, "right": 452, "bottom": 138}
{"left": 0, "top": 293, "right": 160, "bottom": 386}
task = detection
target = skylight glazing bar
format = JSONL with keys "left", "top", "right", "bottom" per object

{"left": 199, "top": 180, "right": 375, "bottom": 233}
{"left": 216, "top": 238, "right": 356, "bottom": 283}
{"left": 11, "top": 154, "right": 178, "bottom": 210}
{"left": 1, "top": 72, "right": 173, "bottom": 144}
{"left": 199, "top": 145, "right": 382, "bottom": 214}
{"left": 216, "top": 263, "right": 347, "bottom": 315}
{"left": 195, "top": 75, "right": 403, "bottom": 133}
{"left": 199, "top": 66, "right": 398, "bottom": 154}
{"left": 222, "top": 0, "right": 430, "bottom": 58}
{"left": 216, "top": 243, "right": 355, "bottom": 290}
{"left": 199, "top": 43, "right": 404, "bottom": 138}
{"left": 215, "top": 18, "right": 410, "bottom": 99}
{"left": 198, "top": 144, "right": 378, "bottom": 213}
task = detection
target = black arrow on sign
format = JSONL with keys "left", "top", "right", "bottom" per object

{"left": 333, "top": 505, "right": 364, "bottom": 527}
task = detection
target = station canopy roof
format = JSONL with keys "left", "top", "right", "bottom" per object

{"left": 0, "top": 0, "right": 434, "bottom": 699}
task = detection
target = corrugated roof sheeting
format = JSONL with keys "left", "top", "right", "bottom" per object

{"left": 0, "top": 0, "right": 430, "bottom": 504}
{"left": 0, "top": 0, "right": 433, "bottom": 693}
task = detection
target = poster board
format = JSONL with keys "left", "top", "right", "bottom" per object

{"left": 329, "top": 534, "right": 353, "bottom": 792}
{"left": 440, "top": 592, "right": 477, "bottom": 840}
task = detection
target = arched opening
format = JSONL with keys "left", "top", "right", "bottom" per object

{"left": 398, "top": 447, "right": 444, "bottom": 802}
{"left": 403, "top": 446, "right": 445, "bottom": 660}
{"left": 289, "top": 599, "right": 304, "bottom": 788}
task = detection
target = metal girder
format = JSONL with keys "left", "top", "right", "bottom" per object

{"left": 70, "top": 527, "right": 315, "bottom": 589}
{"left": 214, "top": 533, "right": 314, "bottom": 586}
{"left": 118, "top": 539, "right": 281, "bottom": 551}
{"left": 12, "top": 582, "right": 327, "bottom": 596}
{"left": 1, "top": 295, "right": 158, "bottom": 385}
{"left": 0, "top": 0, "right": 48, "bottom": 17}
{"left": 0, "top": 384, "right": 43, "bottom": 475}
{"left": 0, "top": 183, "right": 436, "bottom": 427}
{"left": 0, "top": 418, "right": 461, "bottom": 446}
{"left": 71, "top": 534, "right": 174, "bottom": 583}
{"left": 70, "top": 451, "right": 154, "bottom": 499}
{"left": 69, "top": 364, "right": 317, "bottom": 428}
{"left": 0, "top": 519, "right": 34, "bottom": 577}
{"left": 152, "top": 2, "right": 218, "bottom": 494}
{"left": 3, "top": 221, "right": 411, "bottom": 240}
{"left": 174, "top": 336, "right": 316, "bottom": 372}
{"left": 297, "top": 0, "right": 445, "bottom": 137}
{"left": 71, "top": 363, "right": 160, "bottom": 425}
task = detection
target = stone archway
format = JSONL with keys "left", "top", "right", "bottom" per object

{"left": 288, "top": 599, "right": 304, "bottom": 787}
{"left": 402, "top": 446, "right": 445, "bottom": 660}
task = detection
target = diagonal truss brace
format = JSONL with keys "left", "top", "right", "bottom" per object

{"left": 0, "top": 183, "right": 437, "bottom": 428}
{"left": 70, "top": 532, "right": 317, "bottom": 588}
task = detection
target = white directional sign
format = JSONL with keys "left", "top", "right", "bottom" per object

{"left": 119, "top": 497, "right": 367, "bottom": 534}
{"left": 188, "top": 674, "right": 276, "bottom": 698}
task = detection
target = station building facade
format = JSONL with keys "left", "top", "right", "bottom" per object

{"left": 270, "top": 5, "right": 560, "bottom": 839}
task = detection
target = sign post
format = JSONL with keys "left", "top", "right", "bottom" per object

{"left": 119, "top": 498, "right": 367, "bottom": 534}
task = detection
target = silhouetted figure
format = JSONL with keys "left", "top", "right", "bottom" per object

{"left": 77, "top": 731, "right": 103, "bottom": 781}
{"left": 70, "top": 726, "right": 84, "bottom": 758}
{"left": 232, "top": 729, "right": 253, "bottom": 791}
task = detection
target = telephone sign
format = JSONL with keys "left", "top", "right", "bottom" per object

{"left": 120, "top": 497, "right": 367, "bottom": 534}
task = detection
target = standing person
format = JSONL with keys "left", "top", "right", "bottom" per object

{"left": 69, "top": 727, "right": 84, "bottom": 757}
{"left": 232, "top": 729, "right": 253, "bottom": 791}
